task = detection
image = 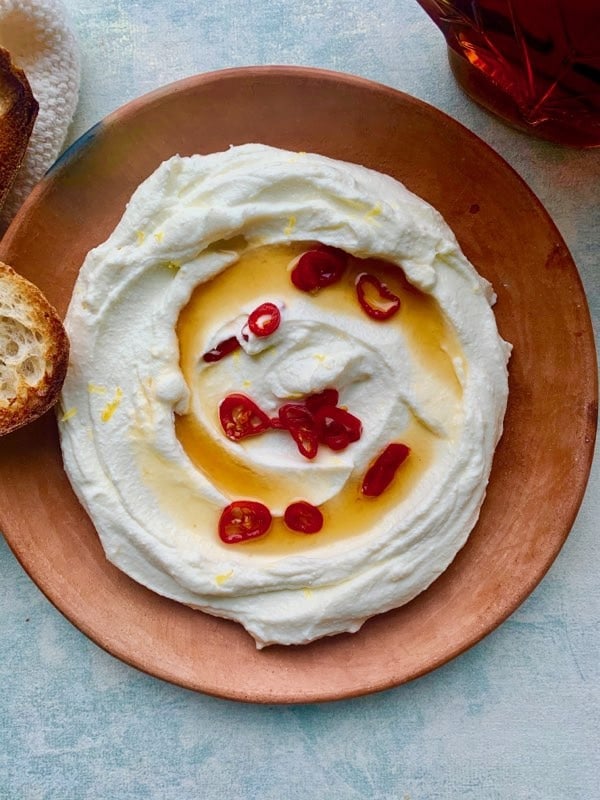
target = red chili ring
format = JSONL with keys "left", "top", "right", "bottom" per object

{"left": 361, "top": 443, "right": 411, "bottom": 497}
{"left": 219, "top": 394, "right": 271, "bottom": 441}
{"left": 304, "top": 387, "right": 339, "bottom": 414}
{"left": 278, "top": 403, "right": 319, "bottom": 459}
{"left": 219, "top": 500, "right": 272, "bottom": 543}
{"left": 284, "top": 501, "right": 324, "bottom": 534}
{"left": 356, "top": 273, "right": 401, "bottom": 321}
{"left": 314, "top": 405, "right": 362, "bottom": 448}
{"left": 290, "top": 246, "right": 347, "bottom": 292}
{"left": 247, "top": 302, "right": 281, "bottom": 337}
{"left": 202, "top": 335, "right": 241, "bottom": 363}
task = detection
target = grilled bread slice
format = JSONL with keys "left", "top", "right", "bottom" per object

{"left": 0, "top": 46, "right": 38, "bottom": 212}
{"left": 0, "top": 262, "right": 69, "bottom": 435}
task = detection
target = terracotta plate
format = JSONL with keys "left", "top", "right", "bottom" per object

{"left": 0, "top": 67, "right": 596, "bottom": 703}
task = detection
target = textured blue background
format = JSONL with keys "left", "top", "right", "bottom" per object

{"left": 1, "top": 2, "right": 598, "bottom": 798}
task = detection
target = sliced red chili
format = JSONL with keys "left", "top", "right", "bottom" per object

{"left": 361, "top": 443, "right": 411, "bottom": 497}
{"left": 321, "top": 428, "right": 350, "bottom": 451}
{"left": 315, "top": 411, "right": 348, "bottom": 450}
{"left": 219, "top": 394, "right": 271, "bottom": 441}
{"left": 271, "top": 394, "right": 362, "bottom": 458}
{"left": 219, "top": 500, "right": 272, "bottom": 543}
{"left": 278, "top": 403, "right": 314, "bottom": 429}
{"left": 284, "top": 501, "right": 324, "bottom": 534}
{"left": 247, "top": 302, "right": 281, "bottom": 337}
{"left": 202, "top": 336, "right": 240, "bottom": 363}
{"left": 288, "top": 426, "right": 319, "bottom": 460}
{"left": 314, "top": 405, "right": 362, "bottom": 449}
{"left": 304, "top": 388, "right": 339, "bottom": 414}
{"left": 355, "top": 273, "right": 401, "bottom": 321}
{"left": 278, "top": 403, "right": 319, "bottom": 459}
{"left": 291, "top": 246, "right": 347, "bottom": 292}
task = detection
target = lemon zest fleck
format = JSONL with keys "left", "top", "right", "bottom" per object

{"left": 60, "top": 407, "right": 77, "bottom": 422}
{"left": 342, "top": 198, "right": 366, "bottom": 211}
{"left": 164, "top": 260, "right": 181, "bottom": 271}
{"left": 365, "top": 203, "right": 382, "bottom": 222}
{"left": 101, "top": 387, "right": 123, "bottom": 422}
{"left": 284, "top": 215, "right": 296, "bottom": 236}
{"left": 242, "top": 379, "right": 252, "bottom": 388}
{"left": 154, "top": 231, "right": 164, "bottom": 243}
{"left": 215, "top": 570, "right": 234, "bottom": 586}
{"left": 302, "top": 588, "right": 313, "bottom": 599}
{"left": 314, "top": 353, "right": 326, "bottom": 363}
{"left": 87, "top": 383, "right": 106, "bottom": 395}
{"left": 135, "top": 230, "right": 146, "bottom": 245}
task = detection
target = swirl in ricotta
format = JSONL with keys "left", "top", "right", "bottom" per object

{"left": 59, "top": 144, "right": 510, "bottom": 647}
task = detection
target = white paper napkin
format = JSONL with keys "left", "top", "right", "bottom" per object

{"left": 0, "top": 0, "right": 80, "bottom": 230}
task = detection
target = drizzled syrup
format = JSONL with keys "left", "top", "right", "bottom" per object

{"left": 175, "top": 242, "right": 464, "bottom": 555}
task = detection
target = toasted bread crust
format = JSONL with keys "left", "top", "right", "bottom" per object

{"left": 0, "top": 47, "right": 38, "bottom": 211}
{"left": 0, "top": 262, "right": 69, "bottom": 435}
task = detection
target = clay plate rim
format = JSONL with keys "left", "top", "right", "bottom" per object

{"left": 0, "top": 66, "right": 597, "bottom": 703}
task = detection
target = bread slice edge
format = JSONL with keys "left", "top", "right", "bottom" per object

{"left": 0, "top": 262, "right": 69, "bottom": 435}
{"left": 0, "top": 46, "right": 39, "bottom": 211}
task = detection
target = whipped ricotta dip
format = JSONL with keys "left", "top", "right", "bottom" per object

{"left": 59, "top": 143, "right": 511, "bottom": 648}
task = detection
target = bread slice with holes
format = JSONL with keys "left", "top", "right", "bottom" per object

{"left": 0, "top": 46, "right": 38, "bottom": 212}
{"left": 0, "top": 262, "right": 69, "bottom": 435}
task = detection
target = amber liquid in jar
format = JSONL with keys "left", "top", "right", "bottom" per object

{"left": 418, "top": 0, "right": 600, "bottom": 146}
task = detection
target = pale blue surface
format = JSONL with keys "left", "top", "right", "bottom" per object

{"left": 1, "top": 2, "right": 599, "bottom": 798}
